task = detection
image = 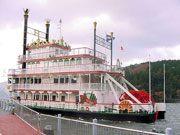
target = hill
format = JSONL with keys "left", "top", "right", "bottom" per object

{"left": 124, "top": 60, "right": 180, "bottom": 102}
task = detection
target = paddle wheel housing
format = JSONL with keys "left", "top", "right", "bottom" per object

{"left": 119, "top": 90, "right": 155, "bottom": 104}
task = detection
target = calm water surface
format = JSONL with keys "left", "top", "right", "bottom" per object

{"left": 97, "top": 103, "right": 180, "bottom": 134}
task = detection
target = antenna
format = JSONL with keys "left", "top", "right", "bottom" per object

{"left": 58, "top": 19, "right": 62, "bottom": 39}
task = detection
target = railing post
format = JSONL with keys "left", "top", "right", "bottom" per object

{"left": 58, "top": 114, "right": 62, "bottom": 135}
{"left": 165, "top": 128, "right": 173, "bottom": 135}
{"left": 93, "top": 119, "right": 97, "bottom": 135}
{"left": 38, "top": 114, "right": 41, "bottom": 135}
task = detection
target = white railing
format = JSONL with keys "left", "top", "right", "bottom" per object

{"left": 18, "top": 47, "right": 107, "bottom": 61}
{"left": 8, "top": 64, "right": 125, "bottom": 76}
{"left": 12, "top": 83, "right": 122, "bottom": 91}
{"left": 14, "top": 101, "right": 166, "bottom": 135}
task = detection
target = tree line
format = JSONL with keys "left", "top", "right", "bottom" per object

{"left": 124, "top": 60, "right": 180, "bottom": 102}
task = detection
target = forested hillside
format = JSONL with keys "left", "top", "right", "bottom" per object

{"left": 124, "top": 60, "right": 180, "bottom": 102}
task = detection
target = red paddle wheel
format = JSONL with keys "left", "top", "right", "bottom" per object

{"left": 119, "top": 90, "right": 155, "bottom": 104}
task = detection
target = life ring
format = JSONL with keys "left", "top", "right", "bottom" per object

{"left": 86, "top": 107, "right": 89, "bottom": 111}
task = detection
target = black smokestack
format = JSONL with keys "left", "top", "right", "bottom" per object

{"left": 22, "top": 9, "right": 29, "bottom": 69}
{"left": 46, "top": 20, "right": 50, "bottom": 42}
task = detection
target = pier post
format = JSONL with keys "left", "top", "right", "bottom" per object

{"left": 165, "top": 128, "right": 173, "bottom": 135}
{"left": 93, "top": 119, "right": 97, "bottom": 135}
{"left": 58, "top": 114, "right": 62, "bottom": 135}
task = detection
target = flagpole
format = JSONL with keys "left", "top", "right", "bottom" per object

{"left": 149, "top": 55, "right": 151, "bottom": 103}
{"left": 110, "top": 32, "right": 113, "bottom": 71}
{"left": 59, "top": 19, "right": 62, "bottom": 39}
{"left": 93, "top": 22, "right": 97, "bottom": 64}
{"left": 164, "top": 64, "right": 166, "bottom": 103}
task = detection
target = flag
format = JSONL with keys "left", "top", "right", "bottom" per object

{"left": 120, "top": 46, "right": 123, "bottom": 50}
{"left": 106, "top": 34, "right": 115, "bottom": 42}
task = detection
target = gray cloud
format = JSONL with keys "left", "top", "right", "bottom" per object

{"left": 1, "top": 0, "right": 180, "bottom": 66}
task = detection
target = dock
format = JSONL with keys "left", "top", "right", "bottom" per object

{"left": 0, "top": 109, "right": 37, "bottom": 135}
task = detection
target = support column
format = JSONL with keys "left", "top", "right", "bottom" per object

{"left": 101, "top": 73, "right": 103, "bottom": 91}
{"left": 48, "top": 92, "right": 52, "bottom": 101}
{"left": 89, "top": 73, "right": 91, "bottom": 91}
{"left": 39, "top": 91, "right": 43, "bottom": 100}
{"left": 24, "top": 91, "right": 27, "bottom": 99}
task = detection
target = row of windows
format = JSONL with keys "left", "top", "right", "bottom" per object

{"left": 9, "top": 78, "right": 77, "bottom": 84}
{"left": 54, "top": 78, "right": 77, "bottom": 83}
{"left": 27, "top": 58, "right": 82, "bottom": 65}
{"left": 33, "top": 95, "right": 65, "bottom": 101}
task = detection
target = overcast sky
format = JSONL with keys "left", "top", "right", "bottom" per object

{"left": 0, "top": 0, "right": 180, "bottom": 82}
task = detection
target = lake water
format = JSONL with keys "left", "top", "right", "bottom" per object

{"left": 97, "top": 103, "right": 180, "bottom": 134}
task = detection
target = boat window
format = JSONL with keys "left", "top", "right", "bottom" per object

{"left": 31, "top": 78, "right": 33, "bottom": 84}
{"left": 61, "top": 96, "right": 65, "bottom": 101}
{"left": 39, "top": 78, "right": 41, "bottom": 84}
{"left": 55, "top": 49, "right": 59, "bottom": 55}
{"left": 8, "top": 78, "right": 12, "bottom": 84}
{"left": 44, "top": 95, "right": 48, "bottom": 101}
{"left": 35, "top": 78, "right": 41, "bottom": 84}
{"left": 60, "top": 78, "right": 64, "bottom": 83}
{"left": 65, "top": 78, "right": 69, "bottom": 83}
{"left": 35, "top": 78, "right": 38, "bottom": 84}
{"left": 35, "top": 94, "right": 39, "bottom": 100}
{"left": 71, "top": 78, "right": 77, "bottom": 83}
{"left": 54, "top": 78, "right": 59, "bottom": 83}
{"left": 15, "top": 78, "right": 19, "bottom": 84}
{"left": 77, "top": 57, "right": 82, "bottom": 64}
{"left": 64, "top": 58, "right": 69, "bottom": 65}
{"left": 52, "top": 95, "right": 56, "bottom": 101}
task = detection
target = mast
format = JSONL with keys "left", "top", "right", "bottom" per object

{"left": 22, "top": 9, "right": 29, "bottom": 69}
{"left": 164, "top": 64, "right": 166, "bottom": 103}
{"left": 93, "top": 22, "right": 97, "bottom": 64}
{"left": 149, "top": 55, "right": 151, "bottom": 102}
{"left": 110, "top": 32, "right": 113, "bottom": 71}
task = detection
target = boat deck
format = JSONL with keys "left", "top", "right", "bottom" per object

{"left": 0, "top": 109, "right": 37, "bottom": 135}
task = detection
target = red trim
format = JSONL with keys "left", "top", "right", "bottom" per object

{"left": 14, "top": 89, "right": 79, "bottom": 93}
{"left": 27, "top": 44, "right": 70, "bottom": 50}
{"left": 8, "top": 71, "right": 123, "bottom": 77}
{"left": 18, "top": 54, "right": 104, "bottom": 63}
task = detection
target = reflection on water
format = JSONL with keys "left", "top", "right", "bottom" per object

{"left": 96, "top": 103, "right": 180, "bottom": 134}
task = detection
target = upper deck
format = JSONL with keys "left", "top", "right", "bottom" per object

{"left": 18, "top": 47, "right": 106, "bottom": 62}
{"left": 8, "top": 63, "right": 125, "bottom": 76}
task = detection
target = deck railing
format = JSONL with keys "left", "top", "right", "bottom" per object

{"left": 8, "top": 63, "right": 125, "bottom": 76}
{"left": 18, "top": 47, "right": 106, "bottom": 61}
{"left": 13, "top": 83, "right": 118, "bottom": 91}
{"left": 13, "top": 101, "right": 166, "bottom": 135}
